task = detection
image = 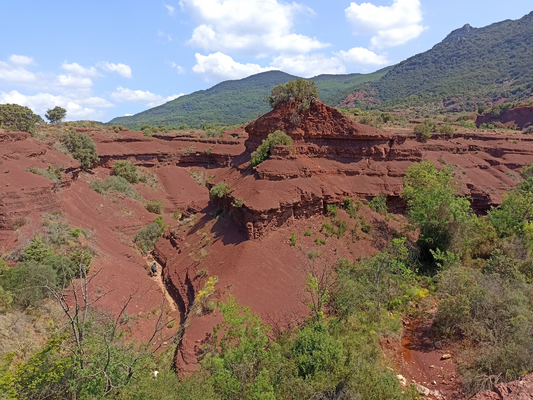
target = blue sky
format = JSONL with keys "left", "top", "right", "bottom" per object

{"left": 0, "top": 0, "right": 531, "bottom": 122}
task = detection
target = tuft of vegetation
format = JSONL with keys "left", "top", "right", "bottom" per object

{"left": 250, "top": 130, "right": 293, "bottom": 167}
{"left": 26, "top": 164, "right": 65, "bottom": 184}
{"left": 134, "top": 219, "right": 164, "bottom": 253}
{"left": 289, "top": 232, "right": 298, "bottom": 246}
{"left": 265, "top": 78, "right": 318, "bottom": 109}
{"left": 89, "top": 176, "right": 139, "bottom": 200}
{"left": 112, "top": 161, "right": 139, "bottom": 184}
{"left": 368, "top": 194, "right": 388, "bottom": 215}
{"left": 145, "top": 199, "right": 164, "bottom": 214}
{"left": 209, "top": 182, "right": 232, "bottom": 199}
{"left": 60, "top": 132, "right": 99, "bottom": 170}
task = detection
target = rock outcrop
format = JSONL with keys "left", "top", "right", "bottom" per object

{"left": 476, "top": 106, "right": 533, "bottom": 130}
{"left": 471, "top": 374, "right": 533, "bottom": 399}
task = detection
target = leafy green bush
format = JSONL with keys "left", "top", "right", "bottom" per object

{"left": 265, "top": 78, "right": 318, "bottom": 109}
{"left": 26, "top": 164, "right": 65, "bottom": 183}
{"left": 112, "top": 161, "right": 139, "bottom": 184}
{"left": 368, "top": 194, "right": 388, "bottom": 215}
{"left": 250, "top": 130, "right": 293, "bottom": 167}
{"left": 439, "top": 123, "right": 455, "bottom": 136}
{"left": 89, "top": 176, "right": 139, "bottom": 199}
{"left": 209, "top": 182, "right": 232, "bottom": 198}
{"left": 22, "top": 237, "right": 54, "bottom": 262}
{"left": 60, "top": 133, "right": 99, "bottom": 170}
{"left": 145, "top": 199, "right": 164, "bottom": 214}
{"left": 0, "top": 104, "right": 38, "bottom": 134}
{"left": 134, "top": 222, "right": 162, "bottom": 253}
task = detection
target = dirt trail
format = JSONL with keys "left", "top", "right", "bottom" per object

{"left": 149, "top": 260, "right": 177, "bottom": 312}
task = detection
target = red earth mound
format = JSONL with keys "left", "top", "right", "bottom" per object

{"left": 476, "top": 105, "right": 533, "bottom": 130}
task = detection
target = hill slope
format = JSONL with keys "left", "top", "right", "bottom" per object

{"left": 343, "top": 11, "right": 533, "bottom": 110}
{"left": 108, "top": 69, "right": 388, "bottom": 129}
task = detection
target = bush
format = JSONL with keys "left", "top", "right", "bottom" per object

{"left": 60, "top": 133, "right": 99, "bottom": 170}
{"left": 368, "top": 194, "right": 388, "bottom": 215}
{"left": 146, "top": 199, "right": 164, "bottom": 214}
{"left": 250, "top": 130, "right": 293, "bottom": 167}
{"left": 112, "top": 161, "right": 139, "bottom": 184}
{"left": 45, "top": 106, "right": 67, "bottom": 124}
{"left": 26, "top": 164, "right": 64, "bottom": 183}
{"left": 0, "top": 104, "right": 38, "bottom": 134}
{"left": 89, "top": 176, "right": 139, "bottom": 199}
{"left": 522, "top": 126, "right": 533, "bottom": 134}
{"left": 414, "top": 121, "right": 433, "bottom": 140}
{"left": 265, "top": 78, "right": 318, "bottom": 109}
{"left": 134, "top": 222, "right": 162, "bottom": 253}
{"left": 209, "top": 182, "right": 232, "bottom": 198}
{"left": 22, "top": 237, "right": 54, "bottom": 262}
{"left": 439, "top": 123, "right": 455, "bottom": 136}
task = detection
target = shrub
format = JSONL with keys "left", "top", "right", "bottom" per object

{"left": 265, "top": 79, "right": 318, "bottom": 109}
{"left": 145, "top": 199, "right": 164, "bottom": 214}
{"left": 89, "top": 176, "right": 139, "bottom": 199}
{"left": 368, "top": 194, "right": 388, "bottom": 215}
{"left": 414, "top": 122, "right": 432, "bottom": 140}
{"left": 380, "top": 112, "right": 392, "bottom": 123}
{"left": 209, "top": 182, "right": 232, "bottom": 198}
{"left": 522, "top": 126, "right": 533, "bottom": 134}
{"left": 250, "top": 130, "right": 293, "bottom": 167}
{"left": 440, "top": 123, "right": 455, "bottom": 136}
{"left": 179, "top": 124, "right": 188, "bottom": 130}
{"left": 22, "top": 237, "right": 54, "bottom": 262}
{"left": 0, "top": 104, "right": 38, "bottom": 134}
{"left": 26, "top": 164, "right": 65, "bottom": 183}
{"left": 290, "top": 233, "right": 298, "bottom": 246}
{"left": 304, "top": 230, "right": 312, "bottom": 237}
{"left": 232, "top": 198, "right": 244, "bottom": 207}
{"left": 112, "top": 161, "right": 139, "bottom": 184}
{"left": 45, "top": 106, "right": 67, "bottom": 124}
{"left": 60, "top": 133, "right": 99, "bottom": 170}
{"left": 134, "top": 222, "right": 162, "bottom": 253}
{"left": 315, "top": 238, "right": 326, "bottom": 245}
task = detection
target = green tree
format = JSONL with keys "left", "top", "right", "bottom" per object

{"left": 45, "top": 106, "right": 67, "bottom": 123}
{"left": 402, "top": 161, "right": 472, "bottom": 267}
{"left": 265, "top": 79, "right": 318, "bottom": 109}
{"left": 0, "top": 104, "right": 38, "bottom": 134}
{"left": 61, "top": 133, "right": 99, "bottom": 170}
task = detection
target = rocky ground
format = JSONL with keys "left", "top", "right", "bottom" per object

{"left": 2, "top": 103, "right": 533, "bottom": 397}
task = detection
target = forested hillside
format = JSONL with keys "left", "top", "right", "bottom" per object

{"left": 345, "top": 11, "right": 533, "bottom": 110}
{"left": 108, "top": 69, "right": 388, "bottom": 129}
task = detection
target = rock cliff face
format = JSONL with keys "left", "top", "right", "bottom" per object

{"left": 210, "top": 100, "right": 533, "bottom": 240}
{"left": 471, "top": 374, "right": 533, "bottom": 399}
{"left": 476, "top": 106, "right": 533, "bottom": 130}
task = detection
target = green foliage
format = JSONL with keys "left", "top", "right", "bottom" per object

{"left": 145, "top": 199, "right": 165, "bottom": 214}
{"left": 314, "top": 238, "right": 326, "bottom": 245}
{"left": 340, "top": 197, "right": 361, "bottom": 219}
{"left": 26, "top": 164, "right": 65, "bottom": 183}
{"left": 45, "top": 106, "right": 67, "bottom": 123}
{"left": 304, "top": 229, "right": 312, "bottom": 236}
{"left": 414, "top": 120, "right": 437, "bottom": 140}
{"left": 89, "top": 176, "right": 139, "bottom": 199}
{"left": 380, "top": 112, "right": 392, "bottom": 123}
{"left": 435, "top": 265, "right": 533, "bottom": 395}
{"left": 112, "top": 161, "right": 139, "bottom": 184}
{"left": 402, "top": 161, "right": 472, "bottom": 266}
{"left": 232, "top": 198, "right": 244, "bottom": 207}
{"left": 290, "top": 232, "right": 298, "bottom": 246}
{"left": 60, "top": 133, "right": 99, "bottom": 170}
{"left": 368, "top": 194, "right": 388, "bottom": 215}
{"left": 250, "top": 130, "right": 293, "bottom": 167}
{"left": 23, "top": 237, "right": 54, "bottom": 262}
{"left": 108, "top": 70, "right": 387, "bottom": 129}
{"left": 265, "top": 78, "right": 318, "bottom": 108}
{"left": 0, "top": 103, "right": 38, "bottom": 134}
{"left": 134, "top": 222, "right": 162, "bottom": 253}
{"left": 439, "top": 123, "right": 455, "bottom": 136}
{"left": 209, "top": 182, "right": 232, "bottom": 198}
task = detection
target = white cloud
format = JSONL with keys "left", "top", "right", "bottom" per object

{"left": 0, "top": 90, "right": 111, "bottom": 120}
{"left": 270, "top": 54, "right": 345, "bottom": 77}
{"left": 345, "top": 0, "right": 425, "bottom": 48}
{"left": 180, "top": 0, "right": 328, "bottom": 57}
{"left": 110, "top": 87, "right": 184, "bottom": 107}
{"left": 61, "top": 62, "right": 100, "bottom": 77}
{"left": 158, "top": 30, "right": 173, "bottom": 42}
{"left": 97, "top": 62, "right": 132, "bottom": 78}
{"left": 336, "top": 47, "right": 389, "bottom": 66}
{"left": 9, "top": 55, "right": 34, "bottom": 66}
{"left": 0, "top": 61, "right": 37, "bottom": 84}
{"left": 164, "top": 3, "right": 175, "bottom": 15}
{"left": 171, "top": 62, "right": 186, "bottom": 74}
{"left": 193, "top": 52, "right": 277, "bottom": 82}
{"left": 125, "top": 113, "right": 133, "bottom": 116}
{"left": 56, "top": 74, "right": 93, "bottom": 88}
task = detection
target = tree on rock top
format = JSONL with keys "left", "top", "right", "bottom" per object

{"left": 265, "top": 79, "right": 318, "bottom": 109}
{"left": 45, "top": 106, "right": 67, "bottom": 123}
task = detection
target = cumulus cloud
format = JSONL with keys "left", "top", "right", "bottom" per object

{"left": 345, "top": 0, "right": 425, "bottom": 48}
{"left": 0, "top": 61, "right": 37, "bottom": 84}
{"left": 193, "top": 52, "right": 277, "bottom": 82}
{"left": 180, "top": 0, "right": 328, "bottom": 57}
{"left": 9, "top": 55, "right": 34, "bottom": 66}
{"left": 110, "top": 87, "right": 184, "bottom": 107}
{"left": 336, "top": 47, "right": 389, "bottom": 66}
{"left": 0, "top": 90, "right": 112, "bottom": 120}
{"left": 164, "top": 3, "right": 175, "bottom": 15}
{"left": 270, "top": 54, "right": 345, "bottom": 77}
{"left": 61, "top": 62, "right": 100, "bottom": 77}
{"left": 97, "top": 62, "right": 132, "bottom": 78}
